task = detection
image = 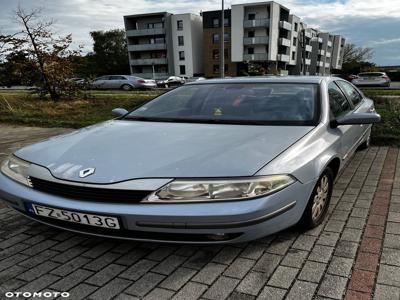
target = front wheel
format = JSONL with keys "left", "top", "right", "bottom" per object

{"left": 299, "top": 168, "right": 333, "bottom": 229}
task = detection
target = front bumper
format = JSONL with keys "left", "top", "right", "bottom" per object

{"left": 0, "top": 172, "right": 317, "bottom": 243}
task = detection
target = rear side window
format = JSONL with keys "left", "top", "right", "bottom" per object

{"left": 336, "top": 81, "right": 363, "bottom": 107}
{"left": 328, "top": 82, "right": 351, "bottom": 118}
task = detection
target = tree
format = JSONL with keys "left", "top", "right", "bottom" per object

{"left": 0, "top": 6, "right": 81, "bottom": 101}
{"left": 341, "top": 43, "right": 375, "bottom": 74}
{"left": 82, "top": 29, "right": 129, "bottom": 77}
{"left": 342, "top": 43, "right": 373, "bottom": 64}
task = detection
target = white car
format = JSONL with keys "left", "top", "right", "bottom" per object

{"left": 92, "top": 75, "right": 157, "bottom": 90}
{"left": 352, "top": 72, "right": 391, "bottom": 87}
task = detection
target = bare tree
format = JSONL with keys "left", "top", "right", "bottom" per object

{"left": 342, "top": 43, "right": 374, "bottom": 64}
{"left": 0, "top": 6, "right": 81, "bottom": 101}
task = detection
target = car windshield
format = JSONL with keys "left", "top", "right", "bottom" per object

{"left": 125, "top": 83, "right": 319, "bottom": 125}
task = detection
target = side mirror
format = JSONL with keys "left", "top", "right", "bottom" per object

{"left": 331, "top": 112, "right": 381, "bottom": 128}
{"left": 112, "top": 108, "right": 128, "bottom": 118}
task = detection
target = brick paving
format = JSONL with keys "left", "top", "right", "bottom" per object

{"left": 0, "top": 125, "right": 399, "bottom": 300}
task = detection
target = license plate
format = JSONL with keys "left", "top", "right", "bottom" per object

{"left": 28, "top": 204, "right": 120, "bottom": 229}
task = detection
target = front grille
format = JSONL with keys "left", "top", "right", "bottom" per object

{"left": 29, "top": 177, "right": 152, "bottom": 203}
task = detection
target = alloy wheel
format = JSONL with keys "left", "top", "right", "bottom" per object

{"left": 311, "top": 175, "right": 329, "bottom": 221}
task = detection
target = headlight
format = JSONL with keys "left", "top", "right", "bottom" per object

{"left": 0, "top": 156, "right": 32, "bottom": 186}
{"left": 144, "top": 175, "right": 295, "bottom": 202}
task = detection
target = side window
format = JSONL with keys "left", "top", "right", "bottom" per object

{"left": 328, "top": 82, "right": 352, "bottom": 118}
{"left": 336, "top": 81, "right": 363, "bottom": 107}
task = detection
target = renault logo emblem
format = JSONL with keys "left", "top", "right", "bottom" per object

{"left": 79, "top": 168, "right": 95, "bottom": 178}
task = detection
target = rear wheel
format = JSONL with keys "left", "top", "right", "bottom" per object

{"left": 121, "top": 84, "right": 132, "bottom": 91}
{"left": 299, "top": 168, "right": 333, "bottom": 229}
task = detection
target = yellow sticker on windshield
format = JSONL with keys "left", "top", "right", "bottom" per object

{"left": 214, "top": 107, "right": 223, "bottom": 116}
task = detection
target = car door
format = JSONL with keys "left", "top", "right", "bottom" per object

{"left": 93, "top": 76, "right": 109, "bottom": 89}
{"left": 336, "top": 80, "right": 371, "bottom": 141}
{"left": 328, "top": 82, "right": 359, "bottom": 161}
{"left": 107, "top": 76, "right": 122, "bottom": 89}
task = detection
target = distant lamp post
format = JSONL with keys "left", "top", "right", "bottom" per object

{"left": 220, "top": 0, "right": 225, "bottom": 78}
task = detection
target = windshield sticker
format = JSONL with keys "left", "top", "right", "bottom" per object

{"left": 214, "top": 107, "right": 223, "bottom": 116}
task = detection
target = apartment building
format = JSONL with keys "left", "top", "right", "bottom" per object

{"left": 230, "top": 2, "right": 295, "bottom": 74}
{"left": 202, "top": 9, "right": 237, "bottom": 77}
{"left": 124, "top": 12, "right": 203, "bottom": 79}
{"left": 125, "top": 1, "right": 346, "bottom": 78}
{"left": 331, "top": 35, "right": 346, "bottom": 70}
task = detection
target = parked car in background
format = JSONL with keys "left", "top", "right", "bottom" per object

{"left": 92, "top": 75, "right": 156, "bottom": 90}
{"left": 185, "top": 77, "right": 207, "bottom": 83}
{"left": 352, "top": 72, "right": 391, "bottom": 87}
{"left": 331, "top": 74, "right": 358, "bottom": 82}
{"left": 156, "top": 76, "right": 185, "bottom": 88}
{"left": 0, "top": 76, "right": 381, "bottom": 243}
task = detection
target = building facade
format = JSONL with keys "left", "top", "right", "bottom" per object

{"left": 202, "top": 10, "right": 237, "bottom": 77}
{"left": 124, "top": 1, "right": 346, "bottom": 78}
{"left": 124, "top": 12, "right": 203, "bottom": 79}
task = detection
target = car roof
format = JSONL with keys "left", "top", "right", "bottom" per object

{"left": 186, "top": 76, "right": 331, "bottom": 85}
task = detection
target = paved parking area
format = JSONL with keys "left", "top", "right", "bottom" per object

{"left": 0, "top": 125, "right": 399, "bottom": 300}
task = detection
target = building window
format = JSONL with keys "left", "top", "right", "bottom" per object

{"left": 178, "top": 36, "right": 184, "bottom": 46}
{"left": 248, "top": 31, "right": 255, "bottom": 38}
{"left": 213, "top": 18, "right": 219, "bottom": 27}
{"left": 147, "top": 22, "right": 163, "bottom": 29}
{"left": 248, "top": 47, "right": 254, "bottom": 54}
{"left": 225, "top": 64, "right": 228, "bottom": 72}
{"left": 224, "top": 18, "right": 229, "bottom": 27}
{"left": 212, "top": 33, "right": 220, "bottom": 44}
{"left": 248, "top": 13, "right": 255, "bottom": 20}
{"left": 212, "top": 49, "right": 220, "bottom": 60}
{"left": 224, "top": 33, "right": 229, "bottom": 42}
{"left": 292, "top": 51, "right": 296, "bottom": 60}
{"left": 224, "top": 49, "right": 228, "bottom": 59}
{"left": 177, "top": 20, "right": 183, "bottom": 30}
{"left": 179, "top": 65, "right": 186, "bottom": 75}
{"left": 293, "top": 37, "right": 297, "bottom": 46}
{"left": 179, "top": 51, "right": 185, "bottom": 60}
{"left": 294, "top": 23, "right": 298, "bottom": 31}
{"left": 213, "top": 64, "right": 220, "bottom": 74}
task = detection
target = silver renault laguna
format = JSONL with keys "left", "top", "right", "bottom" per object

{"left": 0, "top": 76, "right": 380, "bottom": 243}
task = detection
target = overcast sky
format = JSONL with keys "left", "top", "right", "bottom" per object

{"left": 0, "top": 0, "right": 399, "bottom": 65}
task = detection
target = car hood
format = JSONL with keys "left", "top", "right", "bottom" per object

{"left": 15, "top": 120, "right": 314, "bottom": 184}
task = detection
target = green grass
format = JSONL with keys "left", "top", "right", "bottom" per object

{"left": 0, "top": 89, "right": 399, "bottom": 146}
{"left": 0, "top": 90, "right": 162, "bottom": 128}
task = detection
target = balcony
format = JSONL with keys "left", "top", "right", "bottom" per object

{"left": 317, "top": 37, "right": 323, "bottom": 43}
{"left": 305, "top": 58, "right": 311, "bottom": 65}
{"left": 128, "top": 43, "right": 166, "bottom": 52}
{"left": 305, "top": 45, "right": 312, "bottom": 52}
{"left": 130, "top": 58, "right": 167, "bottom": 66}
{"left": 243, "top": 18, "right": 269, "bottom": 28}
{"left": 325, "top": 62, "right": 330, "bottom": 68}
{"left": 317, "top": 61, "right": 324, "bottom": 67}
{"left": 279, "top": 38, "right": 291, "bottom": 47}
{"left": 327, "top": 41, "right": 333, "bottom": 47}
{"left": 304, "top": 31, "right": 312, "bottom": 38}
{"left": 277, "top": 54, "right": 290, "bottom": 62}
{"left": 126, "top": 28, "right": 165, "bottom": 37}
{"left": 279, "top": 21, "right": 292, "bottom": 31}
{"left": 326, "top": 52, "right": 331, "bottom": 58}
{"left": 243, "top": 36, "right": 269, "bottom": 45}
{"left": 132, "top": 72, "right": 169, "bottom": 79}
{"left": 318, "top": 49, "right": 325, "bottom": 55}
{"left": 243, "top": 53, "right": 268, "bottom": 61}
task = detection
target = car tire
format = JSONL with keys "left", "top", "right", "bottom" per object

{"left": 358, "top": 132, "right": 371, "bottom": 150}
{"left": 121, "top": 84, "right": 132, "bottom": 91}
{"left": 299, "top": 168, "right": 334, "bottom": 229}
